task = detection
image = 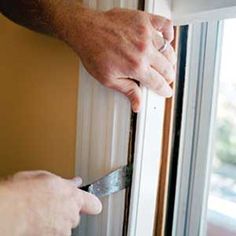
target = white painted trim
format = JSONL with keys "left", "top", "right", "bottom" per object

{"left": 127, "top": 1, "right": 171, "bottom": 235}
{"left": 145, "top": 0, "right": 172, "bottom": 18}
{"left": 173, "top": 6, "right": 236, "bottom": 26}
{"left": 128, "top": 89, "right": 165, "bottom": 236}
{"left": 75, "top": 58, "right": 130, "bottom": 236}
{"left": 74, "top": 0, "right": 138, "bottom": 235}
{"left": 172, "top": 0, "right": 236, "bottom": 25}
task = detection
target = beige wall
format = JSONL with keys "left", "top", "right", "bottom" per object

{"left": 0, "top": 15, "right": 79, "bottom": 178}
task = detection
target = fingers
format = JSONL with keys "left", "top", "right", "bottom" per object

{"left": 65, "top": 199, "right": 81, "bottom": 229}
{"left": 162, "top": 43, "right": 177, "bottom": 65}
{"left": 138, "top": 67, "right": 173, "bottom": 97}
{"left": 61, "top": 178, "right": 102, "bottom": 229}
{"left": 150, "top": 47, "right": 176, "bottom": 84}
{"left": 152, "top": 32, "right": 177, "bottom": 65}
{"left": 76, "top": 190, "right": 102, "bottom": 215}
{"left": 69, "top": 177, "right": 83, "bottom": 187}
{"left": 149, "top": 14, "right": 174, "bottom": 42}
{"left": 109, "top": 78, "right": 142, "bottom": 113}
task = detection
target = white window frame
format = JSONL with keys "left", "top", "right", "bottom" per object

{"left": 74, "top": 0, "right": 171, "bottom": 235}
{"left": 170, "top": 2, "right": 236, "bottom": 235}
{"left": 128, "top": 1, "right": 171, "bottom": 236}
{"left": 74, "top": 1, "right": 236, "bottom": 236}
{"left": 167, "top": 2, "right": 236, "bottom": 236}
{"left": 172, "top": 0, "right": 236, "bottom": 25}
{"left": 171, "top": 21, "right": 223, "bottom": 236}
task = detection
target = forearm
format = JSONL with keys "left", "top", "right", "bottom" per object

{"left": 0, "top": 0, "right": 88, "bottom": 37}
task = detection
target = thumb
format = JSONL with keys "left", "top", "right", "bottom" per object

{"left": 70, "top": 176, "right": 83, "bottom": 187}
{"left": 112, "top": 78, "right": 142, "bottom": 113}
{"left": 79, "top": 190, "right": 103, "bottom": 215}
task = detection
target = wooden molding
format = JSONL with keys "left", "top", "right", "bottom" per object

{"left": 155, "top": 28, "right": 178, "bottom": 236}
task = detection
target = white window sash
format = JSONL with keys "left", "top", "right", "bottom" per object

{"left": 172, "top": 21, "right": 223, "bottom": 236}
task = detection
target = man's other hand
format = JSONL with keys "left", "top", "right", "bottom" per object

{"left": 0, "top": 171, "right": 102, "bottom": 236}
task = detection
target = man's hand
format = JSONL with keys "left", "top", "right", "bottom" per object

{"left": 0, "top": 0, "right": 176, "bottom": 112}
{"left": 0, "top": 171, "right": 102, "bottom": 236}
{"left": 53, "top": 6, "right": 176, "bottom": 112}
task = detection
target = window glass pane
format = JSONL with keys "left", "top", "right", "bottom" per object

{"left": 207, "top": 19, "right": 236, "bottom": 236}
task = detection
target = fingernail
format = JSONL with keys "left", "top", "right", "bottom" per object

{"left": 132, "top": 102, "right": 140, "bottom": 113}
{"left": 72, "top": 177, "right": 83, "bottom": 187}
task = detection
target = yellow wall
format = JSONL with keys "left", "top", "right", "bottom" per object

{"left": 0, "top": 15, "right": 79, "bottom": 178}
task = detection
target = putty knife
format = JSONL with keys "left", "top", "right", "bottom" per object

{"left": 80, "top": 165, "right": 133, "bottom": 197}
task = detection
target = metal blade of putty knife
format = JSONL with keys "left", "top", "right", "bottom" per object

{"left": 80, "top": 164, "right": 133, "bottom": 198}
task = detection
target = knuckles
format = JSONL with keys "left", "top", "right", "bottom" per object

{"left": 129, "top": 58, "right": 141, "bottom": 72}
{"left": 154, "top": 79, "right": 165, "bottom": 92}
{"left": 163, "top": 65, "right": 175, "bottom": 82}
{"left": 164, "top": 19, "right": 174, "bottom": 30}
{"left": 135, "top": 11, "right": 149, "bottom": 24}
{"left": 42, "top": 175, "right": 70, "bottom": 194}
{"left": 135, "top": 40, "right": 148, "bottom": 53}
{"left": 126, "top": 87, "right": 137, "bottom": 100}
{"left": 102, "top": 79, "right": 114, "bottom": 89}
{"left": 136, "top": 24, "right": 149, "bottom": 36}
{"left": 129, "top": 56, "right": 146, "bottom": 75}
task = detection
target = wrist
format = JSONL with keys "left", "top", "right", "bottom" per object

{"left": 0, "top": 181, "right": 27, "bottom": 235}
{"left": 40, "top": 0, "right": 100, "bottom": 49}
